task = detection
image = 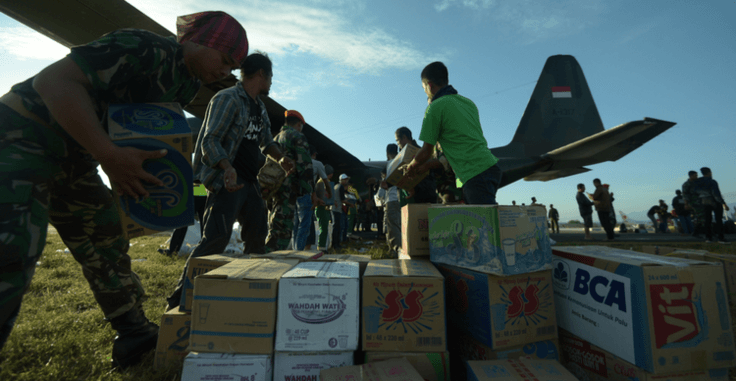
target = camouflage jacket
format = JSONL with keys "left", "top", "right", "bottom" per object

{"left": 274, "top": 125, "right": 313, "bottom": 195}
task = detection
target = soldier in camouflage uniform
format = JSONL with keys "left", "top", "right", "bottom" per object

{"left": 682, "top": 170, "right": 703, "bottom": 238}
{"left": 0, "top": 11, "right": 248, "bottom": 369}
{"left": 265, "top": 110, "right": 322, "bottom": 251}
{"left": 413, "top": 142, "right": 460, "bottom": 204}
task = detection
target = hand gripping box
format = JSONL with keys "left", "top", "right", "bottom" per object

{"left": 559, "top": 328, "right": 729, "bottom": 381}
{"left": 386, "top": 143, "right": 428, "bottom": 190}
{"left": 274, "top": 351, "right": 354, "bottom": 381}
{"left": 181, "top": 352, "right": 272, "bottom": 381}
{"left": 180, "top": 253, "right": 248, "bottom": 313}
{"left": 466, "top": 359, "right": 579, "bottom": 381}
{"left": 428, "top": 205, "right": 552, "bottom": 276}
{"left": 364, "top": 352, "right": 451, "bottom": 381}
{"left": 188, "top": 259, "right": 299, "bottom": 354}
{"left": 402, "top": 204, "right": 431, "bottom": 257}
{"left": 321, "top": 357, "right": 425, "bottom": 381}
{"left": 362, "top": 259, "right": 446, "bottom": 352}
{"left": 108, "top": 103, "right": 194, "bottom": 239}
{"left": 437, "top": 263, "right": 557, "bottom": 350}
{"left": 552, "top": 246, "right": 736, "bottom": 373}
{"left": 275, "top": 261, "right": 360, "bottom": 351}
{"left": 154, "top": 307, "right": 191, "bottom": 369}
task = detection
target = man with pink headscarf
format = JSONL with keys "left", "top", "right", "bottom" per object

{"left": 0, "top": 11, "right": 248, "bottom": 369}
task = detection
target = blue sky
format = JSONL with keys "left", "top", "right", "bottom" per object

{"left": 1, "top": 0, "right": 734, "bottom": 222}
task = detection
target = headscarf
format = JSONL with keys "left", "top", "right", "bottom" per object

{"left": 176, "top": 11, "right": 249, "bottom": 65}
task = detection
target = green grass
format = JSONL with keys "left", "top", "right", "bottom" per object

{"left": 0, "top": 234, "right": 734, "bottom": 380}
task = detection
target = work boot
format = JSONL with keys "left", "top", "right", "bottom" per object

{"left": 108, "top": 307, "right": 159, "bottom": 369}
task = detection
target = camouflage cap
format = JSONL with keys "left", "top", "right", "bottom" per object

{"left": 177, "top": 11, "right": 249, "bottom": 65}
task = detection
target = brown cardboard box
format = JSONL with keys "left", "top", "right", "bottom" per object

{"left": 559, "top": 328, "right": 729, "bottom": 381}
{"left": 188, "top": 259, "right": 299, "bottom": 354}
{"left": 640, "top": 246, "right": 684, "bottom": 256}
{"left": 666, "top": 250, "right": 736, "bottom": 304}
{"left": 321, "top": 357, "right": 425, "bottom": 381}
{"left": 108, "top": 103, "right": 194, "bottom": 239}
{"left": 466, "top": 359, "right": 578, "bottom": 381}
{"left": 314, "top": 254, "right": 372, "bottom": 275}
{"left": 450, "top": 332, "right": 560, "bottom": 362}
{"left": 402, "top": 204, "right": 430, "bottom": 257}
{"left": 437, "top": 264, "right": 558, "bottom": 350}
{"left": 248, "top": 250, "right": 323, "bottom": 262}
{"left": 180, "top": 253, "right": 246, "bottom": 313}
{"left": 552, "top": 246, "right": 736, "bottom": 373}
{"left": 385, "top": 144, "right": 428, "bottom": 191}
{"left": 154, "top": 307, "right": 191, "bottom": 369}
{"left": 362, "top": 260, "right": 446, "bottom": 352}
{"left": 364, "top": 352, "right": 451, "bottom": 381}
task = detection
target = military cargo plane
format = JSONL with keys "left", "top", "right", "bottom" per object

{"left": 0, "top": 0, "right": 675, "bottom": 198}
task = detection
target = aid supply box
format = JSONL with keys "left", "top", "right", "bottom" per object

{"left": 559, "top": 328, "right": 729, "bottom": 381}
{"left": 181, "top": 352, "right": 272, "bottom": 381}
{"left": 364, "top": 352, "right": 451, "bottom": 381}
{"left": 385, "top": 143, "right": 428, "bottom": 190}
{"left": 180, "top": 253, "right": 246, "bottom": 313}
{"left": 108, "top": 103, "right": 194, "bottom": 238}
{"left": 428, "top": 205, "right": 552, "bottom": 276}
{"left": 402, "top": 204, "right": 431, "bottom": 257}
{"left": 314, "top": 254, "right": 372, "bottom": 276}
{"left": 321, "top": 357, "right": 425, "bottom": 381}
{"left": 437, "top": 264, "right": 557, "bottom": 350}
{"left": 273, "top": 351, "right": 353, "bottom": 381}
{"left": 275, "top": 261, "right": 360, "bottom": 351}
{"left": 362, "top": 259, "right": 446, "bottom": 352}
{"left": 466, "top": 359, "right": 578, "bottom": 381}
{"left": 665, "top": 250, "right": 736, "bottom": 305}
{"left": 552, "top": 246, "right": 736, "bottom": 373}
{"left": 154, "top": 307, "right": 191, "bottom": 369}
{"left": 188, "top": 259, "right": 299, "bottom": 354}
{"left": 451, "top": 333, "right": 560, "bottom": 362}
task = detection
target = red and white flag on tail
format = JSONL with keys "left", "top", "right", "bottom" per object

{"left": 551, "top": 86, "right": 572, "bottom": 98}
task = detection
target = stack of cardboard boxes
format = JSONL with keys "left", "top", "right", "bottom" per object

{"left": 551, "top": 246, "right": 736, "bottom": 381}
{"left": 427, "top": 205, "right": 562, "bottom": 379}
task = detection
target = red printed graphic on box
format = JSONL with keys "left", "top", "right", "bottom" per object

{"left": 508, "top": 284, "right": 540, "bottom": 318}
{"left": 650, "top": 283, "right": 703, "bottom": 348}
{"left": 561, "top": 336, "right": 608, "bottom": 377}
{"left": 382, "top": 290, "right": 424, "bottom": 323}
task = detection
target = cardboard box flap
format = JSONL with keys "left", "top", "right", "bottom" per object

{"left": 553, "top": 246, "right": 718, "bottom": 268}
{"left": 282, "top": 260, "right": 359, "bottom": 279}
{"left": 249, "top": 250, "right": 323, "bottom": 261}
{"left": 198, "top": 258, "right": 299, "bottom": 280}
{"left": 466, "top": 359, "right": 578, "bottom": 381}
{"left": 364, "top": 259, "right": 442, "bottom": 278}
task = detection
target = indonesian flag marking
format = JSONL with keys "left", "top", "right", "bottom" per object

{"left": 552, "top": 86, "right": 572, "bottom": 98}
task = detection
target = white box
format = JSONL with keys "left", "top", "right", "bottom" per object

{"left": 275, "top": 261, "right": 360, "bottom": 351}
{"left": 181, "top": 352, "right": 272, "bottom": 381}
{"left": 274, "top": 351, "right": 354, "bottom": 380}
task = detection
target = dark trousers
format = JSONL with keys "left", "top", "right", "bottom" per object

{"left": 597, "top": 210, "right": 615, "bottom": 239}
{"left": 168, "top": 195, "right": 207, "bottom": 252}
{"left": 332, "top": 212, "right": 343, "bottom": 249}
{"left": 462, "top": 164, "right": 502, "bottom": 204}
{"left": 703, "top": 202, "right": 725, "bottom": 240}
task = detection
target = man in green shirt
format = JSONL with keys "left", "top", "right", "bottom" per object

{"left": 406, "top": 62, "right": 502, "bottom": 204}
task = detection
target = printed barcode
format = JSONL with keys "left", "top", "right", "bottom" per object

{"left": 537, "top": 326, "right": 555, "bottom": 336}
{"left": 249, "top": 282, "right": 271, "bottom": 290}
{"left": 416, "top": 337, "right": 442, "bottom": 347}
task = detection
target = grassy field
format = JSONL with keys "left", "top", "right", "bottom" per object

{"left": 0, "top": 233, "right": 734, "bottom": 380}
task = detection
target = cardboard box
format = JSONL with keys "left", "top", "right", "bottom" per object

{"left": 188, "top": 259, "right": 299, "bottom": 354}
{"left": 275, "top": 261, "right": 360, "bottom": 351}
{"left": 552, "top": 246, "right": 736, "bottom": 373}
{"left": 314, "top": 254, "right": 372, "bottom": 276}
{"left": 466, "top": 359, "right": 578, "bottom": 381}
{"left": 362, "top": 260, "right": 446, "bottom": 352}
{"left": 402, "top": 204, "right": 431, "bottom": 257}
{"left": 428, "top": 205, "right": 552, "bottom": 276}
{"left": 450, "top": 332, "right": 560, "bottom": 362}
{"left": 437, "top": 264, "right": 557, "bottom": 350}
{"left": 108, "top": 103, "right": 194, "bottom": 239}
{"left": 666, "top": 250, "right": 736, "bottom": 305}
{"left": 249, "top": 250, "right": 324, "bottom": 262}
{"left": 181, "top": 352, "right": 272, "bottom": 381}
{"left": 559, "top": 328, "right": 729, "bottom": 381}
{"left": 154, "top": 307, "right": 191, "bottom": 369}
{"left": 180, "top": 253, "right": 246, "bottom": 313}
{"left": 386, "top": 144, "right": 428, "bottom": 191}
{"left": 321, "top": 357, "right": 425, "bottom": 381}
{"left": 274, "top": 351, "right": 354, "bottom": 380}
{"left": 364, "top": 352, "right": 451, "bottom": 381}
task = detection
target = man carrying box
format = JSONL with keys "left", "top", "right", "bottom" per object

{"left": 0, "top": 11, "right": 248, "bottom": 369}
{"left": 405, "top": 62, "right": 503, "bottom": 204}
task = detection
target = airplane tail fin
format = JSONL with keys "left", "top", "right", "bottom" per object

{"left": 494, "top": 55, "right": 605, "bottom": 158}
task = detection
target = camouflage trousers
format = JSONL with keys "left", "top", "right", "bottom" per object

{"left": 0, "top": 105, "right": 144, "bottom": 348}
{"left": 265, "top": 176, "right": 297, "bottom": 251}
{"left": 686, "top": 197, "right": 704, "bottom": 234}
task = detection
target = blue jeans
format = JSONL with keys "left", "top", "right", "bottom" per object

{"left": 294, "top": 194, "right": 312, "bottom": 250}
{"left": 462, "top": 164, "right": 502, "bottom": 205}
{"left": 678, "top": 215, "right": 693, "bottom": 234}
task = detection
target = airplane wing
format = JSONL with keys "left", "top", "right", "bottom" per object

{"left": 1, "top": 0, "right": 366, "bottom": 176}
{"left": 524, "top": 117, "right": 676, "bottom": 181}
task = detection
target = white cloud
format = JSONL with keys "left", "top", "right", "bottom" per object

{"left": 0, "top": 27, "right": 69, "bottom": 61}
